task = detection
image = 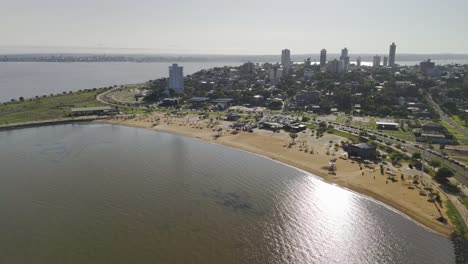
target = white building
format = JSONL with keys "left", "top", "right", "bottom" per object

{"left": 281, "top": 49, "right": 291, "bottom": 69}
{"left": 169, "top": 63, "right": 184, "bottom": 94}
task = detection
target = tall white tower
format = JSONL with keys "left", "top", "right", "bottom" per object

{"left": 168, "top": 64, "right": 184, "bottom": 94}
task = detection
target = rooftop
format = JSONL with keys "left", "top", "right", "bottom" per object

{"left": 352, "top": 143, "right": 376, "bottom": 150}
{"left": 188, "top": 97, "right": 210, "bottom": 102}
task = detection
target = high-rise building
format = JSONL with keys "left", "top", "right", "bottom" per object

{"left": 340, "top": 48, "right": 348, "bottom": 58}
{"left": 327, "top": 59, "right": 345, "bottom": 74}
{"left": 168, "top": 63, "right": 184, "bottom": 94}
{"left": 383, "top": 56, "right": 388, "bottom": 67}
{"left": 340, "top": 47, "right": 350, "bottom": 70}
{"left": 241, "top": 62, "right": 256, "bottom": 74}
{"left": 281, "top": 49, "right": 291, "bottom": 69}
{"left": 389, "top": 42, "right": 396, "bottom": 67}
{"left": 304, "top": 58, "right": 312, "bottom": 67}
{"left": 356, "top": 56, "right": 362, "bottom": 67}
{"left": 320, "top": 49, "right": 327, "bottom": 66}
{"left": 326, "top": 59, "right": 337, "bottom": 74}
{"left": 373, "top": 55, "right": 381, "bottom": 67}
{"left": 338, "top": 59, "right": 346, "bottom": 73}
{"left": 269, "top": 66, "right": 284, "bottom": 84}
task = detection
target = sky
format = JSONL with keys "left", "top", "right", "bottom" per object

{"left": 1, "top": 0, "right": 467, "bottom": 54}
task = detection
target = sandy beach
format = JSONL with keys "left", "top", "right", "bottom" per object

{"left": 103, "top": 113, "right": 453, "bottom": 237}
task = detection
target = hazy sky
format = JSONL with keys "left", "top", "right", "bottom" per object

{"left": 1, "top": 0, "right": 467, "bottom": 54}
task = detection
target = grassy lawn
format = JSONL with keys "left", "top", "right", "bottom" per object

{"left": 108, "top": 83, "right": 147, "bottom": 104}
{"left": 440, "top": 120, "right": 467, "bottom": 141}
{"left": 452, "top": 115, "right": 467, "bottom": 129}
{"left": 446, "top": 199, "right": 468, "bottom": 238}
{"left": 368, "top": 117, "right": 377, "bottom": 130}
{"left": 462, "top": 197, "right": 468, "bottom": 210}
{"left": 333, "top": 130, "right": 359, "bottom": 142}
{"left": 334, "top": 113, "right": 347, "bottom": 124}
{"left": 381, "top": 129, "right": 416, "bottom": 142}
{"left": 0, "top": 90, "right": 105, "bottom": 125}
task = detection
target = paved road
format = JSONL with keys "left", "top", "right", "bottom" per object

{"left": 425, "top": 93, "right": 468, "bottom": 138}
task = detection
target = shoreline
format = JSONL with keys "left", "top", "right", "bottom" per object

{"left": 102, "top": 117, "right": 454, "bottom": 238}
{"left": 0, "top": 118, "right": 97, "bottom": 131}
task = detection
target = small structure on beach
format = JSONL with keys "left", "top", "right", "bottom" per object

{"left": 344, "top": 142, "right": 377, "bottom": 159}
{"left": 187, "top": 97, "right": 210, "bottom": 108}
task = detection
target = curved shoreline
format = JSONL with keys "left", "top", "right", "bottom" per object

{"left": 102, "top": 119, "right": 453, "bottom": 238}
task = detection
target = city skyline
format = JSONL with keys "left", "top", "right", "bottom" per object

{"left": 1, "top": 0, "right": 468, "bottom": 54}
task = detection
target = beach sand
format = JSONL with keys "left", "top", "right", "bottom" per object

{"left": 103, "top": 114, "right": 453, "bottom": 237}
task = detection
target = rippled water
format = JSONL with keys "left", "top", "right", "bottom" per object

{"left": 0, "top": 124, "right": 455, "bottom": 263}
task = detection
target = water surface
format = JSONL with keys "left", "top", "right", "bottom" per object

{"left": 0, "top": 124, "right": 455, "bottom": 263}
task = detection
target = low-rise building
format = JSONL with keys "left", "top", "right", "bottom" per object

{"left": 345, "top": 143, "right": 377, "bottom": 159}
{"left": 70, "top": 106, "right": 118, "bottom": 116}
{"left": 376, "top": 121, "right": 399, "bottom": 130}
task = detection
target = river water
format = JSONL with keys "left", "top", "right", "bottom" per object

{"left": 2, "top": 59, "right": 468, "bottom": 103}
{"left": 0, "top": 62, "right": 242, "bottom": 102}
{"left": 0, "top": 123, "right": 455, "bottom": 263}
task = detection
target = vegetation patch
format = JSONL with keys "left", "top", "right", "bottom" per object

{"left": 0, "top": 90, "right": 106, "bottom": 125}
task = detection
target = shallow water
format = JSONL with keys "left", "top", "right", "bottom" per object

{"left": 0, "top": 124, "right": 455, "bottom": 263}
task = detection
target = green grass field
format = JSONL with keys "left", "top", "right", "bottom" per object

{"left": 440, "top": 121, "right": 468, "bottom": 143}
{"left": 0, "top": 90, "right": 105, "bottom": 125}
{"left": 333, "top": 130, "right": 359, "bottom": 142}
{"left": 452, "top": 115, "right": 467, "bottom": 128}
{"left": 381, "top": 129, "right": 416, "bottom": 142}
{"left": 462, "top": 197, "right": 468, "bottom": 210}
{"left": 446, "top": 199, "right": 468, "bottom": 238}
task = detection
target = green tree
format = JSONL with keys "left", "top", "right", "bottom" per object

{"left": 289, "top": 132, "right": 298, "bottom": 143}
{"left": 411, "top": 152, "right": 422, "bottom": 161}
{"left": 435, "top": 167, "right": 454, "bottom": 183}
{"left": 429, "top": 160, "right": 441, "bottom": 168}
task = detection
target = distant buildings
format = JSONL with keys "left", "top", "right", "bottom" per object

{"left": 340, "top": 47, "right": 350, "bottom": 70}
{"left": 304, "top": 58, "right": 312, "bottom": 67}
{"left": 241, "top": 62, "right": 256, "bottom": 74}
{"left": 168, "top": 63, "right": 184, "bottom": 94}
{"left": 295, "top": 90, "right": 321, "bottom": 107}
{"left": 420, "top": 59, "right": 435, "bottom": 74}
{"left": 281, "top": 49, "right": 291, "bottom": 69}
{"left": 327, "top": 59, "right": 345, "bottom": 74}
{"left": 356, "top": 56, "right": 362, "bottom": 67}
{"left": 464, "top": 73, "right": 468, "bottom": 90}
{"left": 303, "top": 69, "right": 314, "bottom": 80}
{"left": 340, "top": 47, "right": 348, "bottom": 59}
{"left": 383, "top": 56, "right": 388, "bottom": 67}
{"left": 389, "top": 42, "right": 396, "bottom": 67}
{"left": 320, "top": 49, "right": 327, "bottom": 66}
{"left": 269, "top": 67, "right": 284, "bottom": 84}
{"left": 373, "top": 55, "right": 381, "bottom": 67}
